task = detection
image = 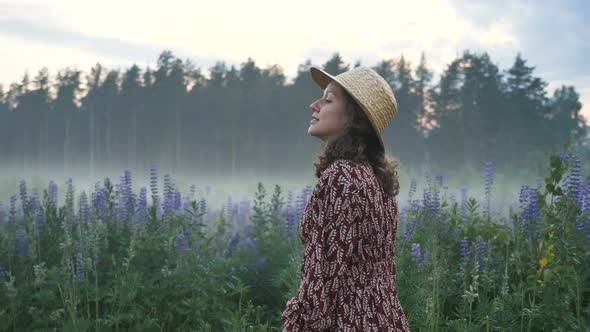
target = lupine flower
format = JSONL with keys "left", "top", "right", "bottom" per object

{"left": 460, "top": 239, "right": 470, "bottom": 262}
{"left": 569, "top": 157, "right": 583, "bottom": 210}
{"left": 118, "top": 170, "right": 136, "bottom": 223}
{"left": 15, "top": 228, "right": 28, "bottom": 256}
{"left": 74, "top": 239, "right": 85, "bottom": 281}
{"left": 295, "top": 193, "right": 307, "bottom": 217}
{"left": 285, "top": 204, "right": 296, "bottom": 239}
{"left": 0, "top": 202, "right": 5, "bottom": 225}
{"left": 176, "top": 233, "right": 188, "bottom": 254}
{"left": 560, "top": 152, "right": 571, "bottom": 165}
{"left": 29, "top": 190, "right": 45, "bottom": 234}
{"left": 435, "top": 173, "right": 443, "bottom": 188}
{"left": 431, "top": 185, "right": 440, "bottom": 219}
{"left": 460, "top": 188, "right": 468, "bottom": 219}
{"left": 19, "top": 179, "right": 28, "bottom": 215}
{"left": 48, "top": 180, "right": 58, "bottom": 207}
{"left": 476, "top": 237, "right": 486, "bottom": 270}
{"left": 408, "top": 178, "right": 417, "bottom": 204}
{"left": 226, "top": 195, "right": 233, "bottom": 220}
{"left": 411, "top": 243, "right": 424, "bottom": 266}
{"left": 150, "top": 161, "right": 159, "bottom": 204}
{"left": 92, "top": 182, "right": 106, "bottom": 220}
{"left": 9, "top": 195, "right": 18, "bottom": 224}
{"left": 521, "top": 186, "right": 541, "bottom": 241}
{"left": 80, "top": 191, "right": 91, "bottom": 224}
{"left": 228, "top": 231, "right": 240, "bottom": 257}
{"left": 449, "top": 192, "right": 456, "bottom": 205}
{"left": 135, "top": 187, "right": 148, "bottom": 222}
{"left": 199, "top": 198, "right": 207, "bottom": 217}
{"left": 174, "top": 191, "right": 182, "bottom": 211}
{"left": 423, "top": 172, "right": 431, "bottom": 212}
{"left": 162, "top": 174, "right": 175, "bottom": 217}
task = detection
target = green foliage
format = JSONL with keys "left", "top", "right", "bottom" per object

{"left": 0, "top": 143, "right": 589, "bottom": 330}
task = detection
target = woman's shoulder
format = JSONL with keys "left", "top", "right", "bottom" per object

{"left": 318, "top": 159, "right": 371, "bottom": 190}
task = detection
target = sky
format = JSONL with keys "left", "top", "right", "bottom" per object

{"left": 1, "top": 0, "right": 588, "bottom": 124}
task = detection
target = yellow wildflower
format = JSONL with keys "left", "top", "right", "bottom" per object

{"left": 539, "top": 258, "right": 547, "bottom": 268}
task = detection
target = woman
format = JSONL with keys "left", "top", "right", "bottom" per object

{"left": 281, "top": 65, "right": 411, "bottom": 331}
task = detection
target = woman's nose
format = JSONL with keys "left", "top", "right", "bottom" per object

{"left": 310, "top": 99, "right": 320, "bottom": 111}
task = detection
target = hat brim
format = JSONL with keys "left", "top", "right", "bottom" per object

{"left": 310, "top": 66, "right": 335, "bottom": 89}
{"left": 309, "top": 66, "right": 386, "bottom": 152}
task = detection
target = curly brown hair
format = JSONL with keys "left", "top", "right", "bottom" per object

{"left": 312, "top": 86, "right": 401, "bottom": 197}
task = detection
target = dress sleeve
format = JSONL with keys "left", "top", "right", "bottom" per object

{"left": 282, "top": 161, "right": 362, "bottom": 331}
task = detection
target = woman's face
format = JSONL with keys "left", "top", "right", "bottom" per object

{"left": 308, "top": 81, "right": 349, "bottom": 143}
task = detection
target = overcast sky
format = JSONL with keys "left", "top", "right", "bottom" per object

{"left": 1, "top": 0, "right": 588, "bottom": 123}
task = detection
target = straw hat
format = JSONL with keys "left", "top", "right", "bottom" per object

{"left": 309, "top": 65, "right": 398, "bottom": 152}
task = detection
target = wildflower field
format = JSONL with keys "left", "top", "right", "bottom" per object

{"left": 0, "top": 146, "right": 589, "bottom": 331}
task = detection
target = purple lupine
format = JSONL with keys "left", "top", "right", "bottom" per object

{"left": 569, "top": 157, "right": 583, "bottom": 210}
{"left": 162, "top": 174, "right": 175, "bottom": 217}
{"left": 430, "top": 182, "right": 440, "bottom": 219}
{"left": 80, "top": 191, "right": 91, "bottom": 224}
{"left": 426, "top": 248, "right": 432, "bottom": 263}
{"left": 476, "top": 237, "right": 486, "bottom": 270}
{"left": 19, "top": 179, "right": 28, "bottom": 216}
{"left": 525, "top": 186, "right": 541, "bottom": 241}
{"left": 484, "top": 161, "right": 494, "bottom": 218}
{"left": 29, "top": 190, "right": 45, "bottom": 234}
{"left": 285, "top": 204, "right": 296, "bottom": 242}
{"left": 411, "top": 243, "right": 424, "bottom": 266}
{"left": 198, "top": 198, "right": 207, "bottom": 223}
{"left": 423, "top": 172, "right": 431, "bottom": 212}
{"left": 92, "top": 219, "right": 102, "bottom": 270}
{"left": 226, "top": 195, "right": 233, "bottom": 220}
{"left": 228, "top": 231, "right": 240, "bottom": 257}
{"left": 583, "top": 195, "right": 590, "bottom": 239}
{"left": 174, "top": 191, "right": 182, "bottom": 211}
{"left": 92, "top": 182, "right": 107, "bottom": 220}
{"left": 15, "top": 227, "right": 28, "bottom": 256}
{"left": 150, "top": 161, "right": 159, "bottom": 202}
{"left": 48, "top": 180, "right": 58, "bottom": 208}
{"left": 560, "top": 152, "right": 571, "bottom": 166}
{"left": 176, "top": 232, "right": 188, "bottom": 254}
{"left": 0, "top": 202, "right": 5, "bottom": 225}
{"left": 460, "top": 188, "right": 468, "bottom": 219}
{"left": 189, "top": 184, "right": 196, "bottom": 198}
{"left": 435, "top": 173, "right": 443, "bottom": 188}
{"left": 449, "top": 192, "right": 456, "bottom": 205}
{"left": 295, "top": 193, "right": 306, "bottom": 217}
{"left": 135, "top": 187, "right": 148, "bottom": 222}
{"left": 9, "top": 195, "right": 18, "bottom": 224}
{"left": 460, "top": 239, "right": 470, "bottom": 263}
{"left": 402, "top": 200, "right": 420, "bottom": 243}
{"left": 74, "top": 239, "right": 85, "bottom": 281}
{"left": 408, "top": 178, "right": 417, "bottom": 205}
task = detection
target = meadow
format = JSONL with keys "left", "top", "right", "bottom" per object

{"left": 0, "top": 145, "right": 589, "bottom": 331}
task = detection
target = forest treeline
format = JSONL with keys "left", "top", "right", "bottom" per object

{"left": 0, "top": 49, "right": 587, "bottom": 178}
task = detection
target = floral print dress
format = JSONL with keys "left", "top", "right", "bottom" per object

{"left": 282, "top": 159, "right": 411, "bottom": 331}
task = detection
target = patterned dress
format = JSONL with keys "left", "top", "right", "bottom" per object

{"left": 282, "top": 159, "right": 411, "bottom": 331}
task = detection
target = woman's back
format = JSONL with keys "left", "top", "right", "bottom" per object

{"left": 282, "top": 159, "right": 411, "bottom": 331}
